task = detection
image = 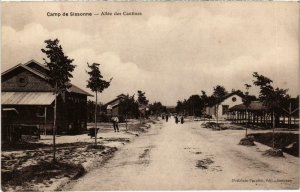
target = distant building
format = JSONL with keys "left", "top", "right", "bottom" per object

{"left": 104, "top": 94, "right": 127, "bottom": 117}
{"left": 205, "top": 92, "right": 244, "bottom": 119}
{"left": 1, "top": 60, "right": 92, "bottom": 141}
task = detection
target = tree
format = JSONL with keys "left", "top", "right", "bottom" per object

{"left": 212, "top": 85, "right": 228, "bottom": 124}
{"left": 87, "top": 100, "right": 103, "bottom": 122}
{"left": 137, "top": 90, "right": 149, "bottom": 105}
{"left": 119, "top": 94, "right": 139, "bottom": 130}
{"left": 41, "top": 38, "right": 76, "bottom": 162}
{"left": 252, "top": 72, "right": 289, "bottom": 149}
{"left": 149, "top": 102, "right": 167, "bottom": 116}
{"left": 87, "top": 63, "right": 112, "bottom": 145}
{"left": 243, "top": 84, "right": 252, "bottom": 137}
{"left": 186, "top": 95, "right": 204, "bottom": 117}
{"left": 137, "top": 90, "right": 149, "bottom": 121}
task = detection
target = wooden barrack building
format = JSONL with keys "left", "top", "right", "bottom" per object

{"left": 1, "top": 60, "right": 92, "bottom": 142}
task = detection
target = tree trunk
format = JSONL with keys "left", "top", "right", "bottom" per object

{"left": 94, "top": 91, "right": 97, "bottom": 145}
{"left": 288, "top": 102, "right": 292, "bottom": 129}
{"left": 245, "top": 109, "right": 248, "bottom": 137}
{"left": 44, "top": 106, "right": 47, "bottom": 136}
{"left": 53, "top": 84, "right": 57, "bottom": 162}
{"left": 125, "top": 114, "right": 128, "bottom": 131}
{"left": 216, "top": 105, "right": 219, "bottom": 125}
{"left": 272, "top": 109, "right": 275, "bottom": 149}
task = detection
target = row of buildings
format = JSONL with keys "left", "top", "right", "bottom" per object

{"left": 1, "top": 60, "right": 298, "bottom": 142}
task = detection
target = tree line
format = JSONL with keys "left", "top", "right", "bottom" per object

{"left": 175, "top": 72, "right": 298, "bottom": 128}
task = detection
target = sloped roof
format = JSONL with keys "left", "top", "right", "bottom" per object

{"left": 68, "top": 84, "right": 93, "bottom": 96}
{"left": 1, "top": 64, "right": 49, "bottom": 80}
{"left": 207, "top": 91, "right": 244, "bottom": 107}
{"left": 2, "top": 60, "right": 93, "bottom": 96}
{"left": 104, "top": 94, "right": 126, "bottom": 106}
{"left": 229, "top": 101, "right": 268, "bottom": 111}
{"left": 24, "top": 59, "right": 50, "bottom": 75}
{"left": 2, "top": 92, "right": 55, "bottom": 105}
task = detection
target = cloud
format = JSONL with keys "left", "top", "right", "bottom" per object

{"left": 2, "top": 2, "right": 299, "bottom": 105}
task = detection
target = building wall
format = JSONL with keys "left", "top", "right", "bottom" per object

{"left": 64, "top": 92, "right": 88, "bottom": 133}
{"left": 111, "top": 107, "right": 119, "bottom": 117}
{"left": 2, "top": 67, "right": 88, "bottom": 134}
{"left": 206, "top": 94, "right": 243, "bottom": 119}
{"left": 217, "top": 95, "right": 243, "bottom": 119}
{"left": 2, "top": 69, "right": 54, "bottom": 92}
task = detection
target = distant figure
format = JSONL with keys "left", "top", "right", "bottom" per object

{"left": 162, "top": 115, "right": 165, "bottom": 120}
{"left": 166, "top": 115, "right": 169, "bottom": 122}
{"left": 112, "top": 116, "right": 119, "bottom": 132}
{"left": 175, "top": 116, "right": 179, "bottom": 124}
{"left": 181, "top": 116, "right": 184, "bottom": 124}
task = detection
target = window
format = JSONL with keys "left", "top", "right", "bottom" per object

{"left": 222, "top": 105, "right": 229, "bottom": 115}
{"left": 232, "top": 97, "right": 237, "bottom": 102}
{"left": 16, "top": 74, "right": 28, "bottom": 87}
{"left": 36, "top": 107, "right": 45, "bottom": 117}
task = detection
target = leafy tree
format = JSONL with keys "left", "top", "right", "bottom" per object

{"left": 119, "top": 94, "right": 139, "bottom": 130}
{"left": 149, "top": 102, "right": 167, "bottom": 116}
{"left": 137, "top": 90, "right": 149, "bottom": 105}
{"left": 175, "top": 100, "right": 184, "bottom": 114}
{"left": 252, "top": 72, "right": 289, "bottom": 148}
{"left": 212, "top": 85, "right": 228, "bottom": 124}
{"left": 186, "top": 95, "right": 204, "bottom": 117}
{"left": 41, "top": 38, "right": 76, "bottom": 162}
{"left": 176, "top": 94, "right": 206, "bottom": 117}
{"left": 87, "top": 63, "right": 112, "bottom": 145}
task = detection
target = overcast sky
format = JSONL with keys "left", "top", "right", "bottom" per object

{"left": 2, "top": 2, "right": 299, "bottom": 106}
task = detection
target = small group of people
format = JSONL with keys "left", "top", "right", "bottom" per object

{"left": 175, "top": 115, "right": 184, "bottom": 124}
{"left": 162, "top": 114, "right": 184, "bottom": 124}
{"left": 111, "top": 116, "right": 119, "bottom": 132}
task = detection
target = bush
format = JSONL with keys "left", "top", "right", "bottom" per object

{"left": 239, "top": 137, "right": 255, "bottom": 146}
{"left": 263, "top": 149, "right": 284, "bottom": 157}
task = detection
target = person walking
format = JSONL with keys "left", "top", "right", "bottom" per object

{"left": 175, "top": 116, "right": 178, "bottom": 124}
{"left": 112, "top": 116, "right": 116, "bottom": 132}
{"left": 180, "top": 115, "right": 184, "bottom": 124}
{"left": 112, "top": 116, "right": 119, "bottom": 132}
{"left": 115, "top": 116, "right": 119, "bottom": 132}
{"left": 166, "top": 115, "right": 169, "bottom": 122}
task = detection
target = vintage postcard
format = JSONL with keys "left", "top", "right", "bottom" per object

{"left": 1, "top": 1, "right": 299, "bottom": 191}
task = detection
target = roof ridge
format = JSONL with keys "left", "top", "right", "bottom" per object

{"left": 24, "top": 59, "right": 49, "bottom": 70}
{"left": 2, "top": 64, "right": 48, "bottom": 80}
{"left": 104, "top": 94, "right": 125, "bottom": 106}
{"left": 68, "top": 83, "right": 93, "bottom": 96}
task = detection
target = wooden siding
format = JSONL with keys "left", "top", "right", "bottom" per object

{"left": 2, "top": 68, "right": 54, "bottom": 92}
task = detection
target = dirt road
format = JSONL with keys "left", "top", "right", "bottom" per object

{"left": 67, "top": 119, "right": 299, "bottom": 190}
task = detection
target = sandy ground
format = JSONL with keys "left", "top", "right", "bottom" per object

{"left": 1, "top": 120, "right": 151, "bottom": 191}
{"left": 66, "top": 117, "right": 299, "bottom": 190}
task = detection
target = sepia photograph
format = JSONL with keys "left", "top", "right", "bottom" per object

{"left": 1, "top": 1, "right": 299, "bottom": 191}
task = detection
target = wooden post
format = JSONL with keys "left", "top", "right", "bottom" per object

{"left": 125, "top": 114, "right": 128, "bottom": 131}
{"left": 44, "top": 106, "right": 47, "bottom": 135}
{"left": 245, "top": 109, "right": 248, "bottom": 137}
